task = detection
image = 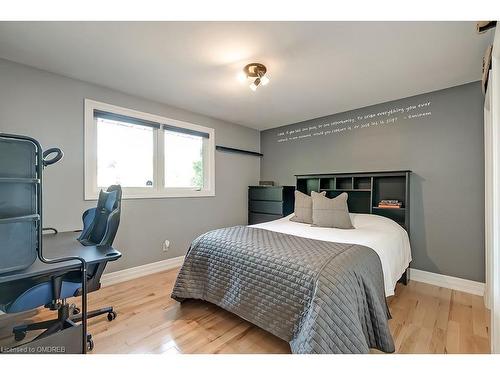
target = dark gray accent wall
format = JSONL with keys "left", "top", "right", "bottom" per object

{"left": 0, "top": 58, "right": 260, "bottom": 273}
{"left": 261, "top": 82, "right": 484, "bottom": 282}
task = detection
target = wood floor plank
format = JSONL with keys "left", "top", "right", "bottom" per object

{"left": 0, "top": 268, "right": 490, "bottom": 354}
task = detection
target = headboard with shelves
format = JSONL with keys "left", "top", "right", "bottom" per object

{"left": 295, "top": 170, "right": 411, "bottom": 231}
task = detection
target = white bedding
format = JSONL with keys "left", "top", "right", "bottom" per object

{"left": 250, "top": 213, "right": 411, "bottom": 296}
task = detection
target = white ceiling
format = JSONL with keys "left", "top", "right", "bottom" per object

{"left": 0, "top": 22, "right": 493, "bottom": 130}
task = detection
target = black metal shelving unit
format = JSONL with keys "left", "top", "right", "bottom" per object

{"left": 0, "top": 133, "right": 89, "bottom": 354}
{"left": 0, "top": 136, "right": 41, "bottom": 274}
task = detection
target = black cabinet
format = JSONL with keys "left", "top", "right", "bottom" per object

{"left": 248, "top": 186, "right": 295, "bottom": 225}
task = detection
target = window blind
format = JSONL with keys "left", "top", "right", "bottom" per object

{"left": 94, "top": 110, "right": 161, "bottom": 129}
{"left": 94, "top": 109, "right": 210, "bottom": 138}
{"left": 163, "top": 124, "right": 209, "bottom": 139}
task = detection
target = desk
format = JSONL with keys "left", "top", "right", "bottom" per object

{"left": 0, "top": 232, "right": 121, "bottom": 354}
{"left": 0, "top": 232, "right": 121, "bottom": 284}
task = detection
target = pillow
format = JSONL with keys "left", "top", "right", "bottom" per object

{"left": 290, "top": 190, "right": 326, "bottom": 224}
{"left": 311, "top": 191, "right": 354, "bottom": 229}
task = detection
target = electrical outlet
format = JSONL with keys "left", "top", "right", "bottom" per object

{"left": 162, "top": 240, "right": 170, "bottom": 252}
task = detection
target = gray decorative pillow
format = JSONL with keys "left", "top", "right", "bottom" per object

{"left": 290, "top": 190, "right": 326, "bottom": 224}
{"left": 311, "top": 191, "right": 354, "bottom": 229}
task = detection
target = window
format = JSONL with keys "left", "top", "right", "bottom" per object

{"left": 164, "top": 130, "right": 204, "bottom": 189}
{"left": 97, "top": 118, "right": 155, "bottom": 188}
{"left": 84, "top": 99, "right": 215, "bottom": 199}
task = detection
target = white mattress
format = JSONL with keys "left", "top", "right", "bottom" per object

{"left": 250, "top": 213, "right": 411, "bottom": 296}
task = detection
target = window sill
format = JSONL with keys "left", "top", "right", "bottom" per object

{"left": 84, "top": 190, "right": 216, "bottom": 201}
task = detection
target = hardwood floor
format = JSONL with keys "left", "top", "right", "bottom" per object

{"left": 0, "top": 268, "right": 490, "bottom": 354}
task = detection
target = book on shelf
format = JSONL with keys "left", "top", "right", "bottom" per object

{"left": 377, "top": 204, "right": 402, "bottom": 209}
{"left": 379, "top": 199, "right": 400, "bottom": 204}
{"left": 377, "top": 200, "right": 402, "bottom": 208}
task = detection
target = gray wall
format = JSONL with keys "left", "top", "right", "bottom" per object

{"left": 261, "top": 82, "right": 485, "bottom": 282}
{"left": 0, "top": 58, "right": 260, "bottom": 272}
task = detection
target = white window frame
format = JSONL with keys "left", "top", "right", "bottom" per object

{"left": 84, "top": 99, "right": 215, "bottom": 200}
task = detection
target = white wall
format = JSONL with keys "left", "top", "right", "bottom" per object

{"left": 0, "top": 58, "right": 260, "bottom": 272}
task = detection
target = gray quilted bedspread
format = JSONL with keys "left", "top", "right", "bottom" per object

{"left": 171, "top": 226, "right": 395, "bottom": 354}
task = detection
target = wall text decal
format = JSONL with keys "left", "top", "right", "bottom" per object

{"left": 276, "top": 100, "right": 431, "bottom": 143}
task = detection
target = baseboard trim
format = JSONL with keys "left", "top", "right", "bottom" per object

{"left": 101, "top": 256, "right": 185, "bottom": 287}
{"left": 99, "top": 258, "right": 484, "bottom": 296}
{"left": 410, "top": 268, "right": 485, "bottom": 296}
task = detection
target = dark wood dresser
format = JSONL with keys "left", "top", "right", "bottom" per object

{"left": 248, "top": 186, "right": 295, "bottom": 225}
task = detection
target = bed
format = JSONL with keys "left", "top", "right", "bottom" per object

{"left": 252, "top": 213, "right": 411, "bottom": 297}
{"left": 171, "top": 172, "right": 412, "bottom": 354}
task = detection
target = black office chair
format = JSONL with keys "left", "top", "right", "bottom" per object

{"left": 7, "top": 185, "right": 122, "bottom": 348}
{"left": 70, "top": 185, "right": 122, "bottom": 323}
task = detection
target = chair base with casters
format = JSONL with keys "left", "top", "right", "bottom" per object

{"left": 11, "top": 302, "right": 95, "bottom": 352}
{"left": 1, "top": 273, "right": 118, "bottom": 352}
{"left": 71, "top": 305, "right": 117, "bottom": 323}
{"left": 3, "top": 273, "right": 119, "bottom": 351}
{"left": 0, "top": 276, "right": 96, "bottom": 351}
{"left": 10, "top": 304, "right": 116, "bottom": 351}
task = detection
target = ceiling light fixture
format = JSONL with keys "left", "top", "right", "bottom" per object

{"left": 239, "top": 63, "right": 270, "bottom": 91}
